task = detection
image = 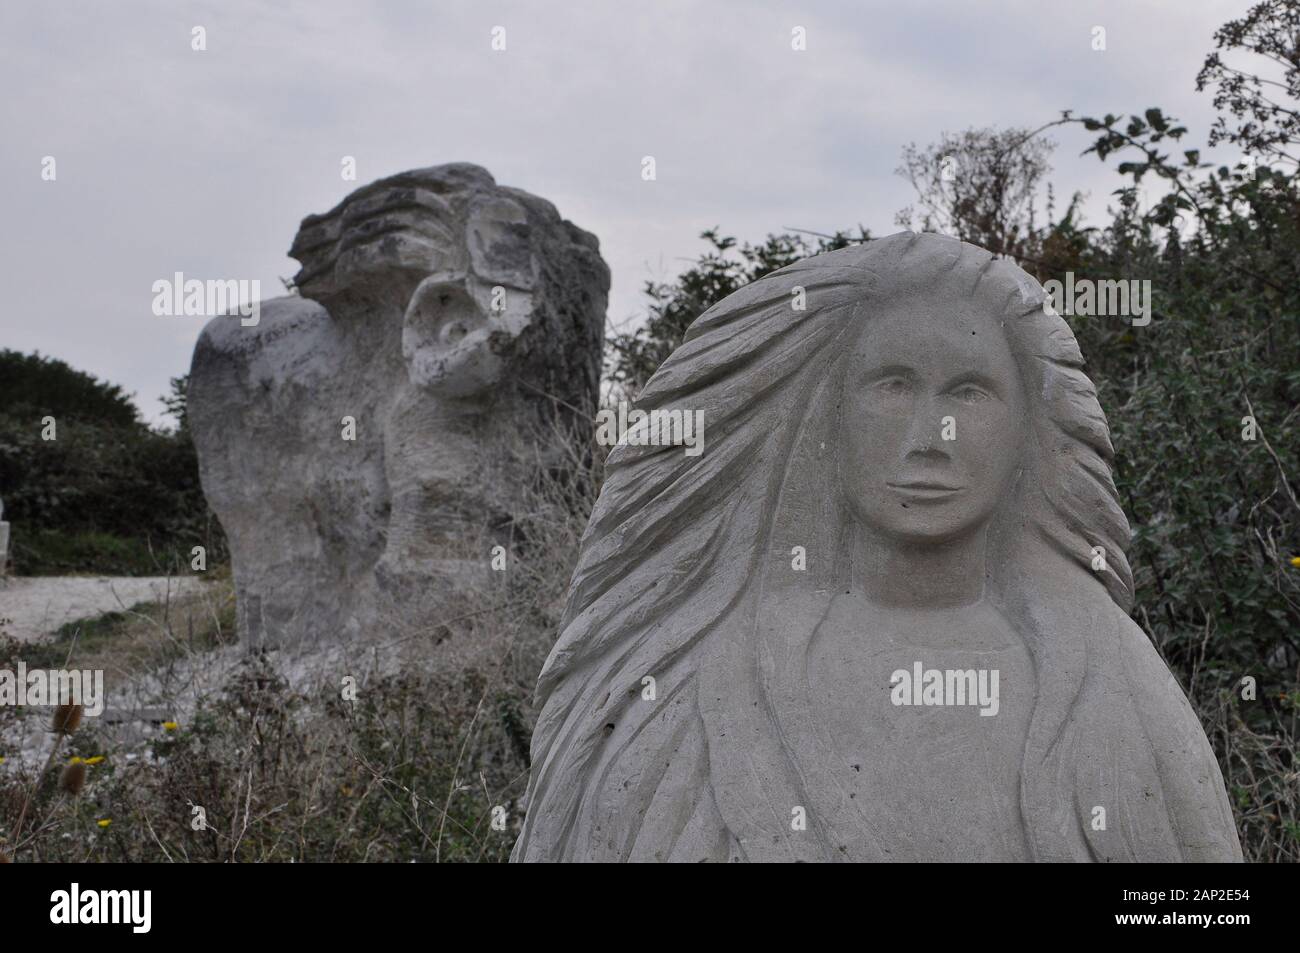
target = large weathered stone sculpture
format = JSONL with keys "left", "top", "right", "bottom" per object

{"left": 189, "top": 163, "right": 609, "bottom": 648}
{"left": 513, "top": 232, "right": 1242, "bottom": 862}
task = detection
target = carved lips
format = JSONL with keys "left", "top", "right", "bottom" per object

{"left": 886, "top": 479, "right": 965, "bottom": 501}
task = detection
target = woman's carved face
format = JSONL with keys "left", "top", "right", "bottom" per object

{"left": 841, "top": 296, "right": 1027, "bottom": 544}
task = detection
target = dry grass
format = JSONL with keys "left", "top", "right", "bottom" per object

{"left": 1193, "top": 675, "right": 1300, "bottom": 862}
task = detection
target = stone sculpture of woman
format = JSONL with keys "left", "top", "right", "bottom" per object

{"left": 513, "top": 232, "right": 1242, "bottom": 862}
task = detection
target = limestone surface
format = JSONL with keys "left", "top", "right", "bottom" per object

{"left": 513, "top": 232, "right": 1242, "bottom": 863}
{"left": 189, "top": 164, "right": 609, "bottom": 648}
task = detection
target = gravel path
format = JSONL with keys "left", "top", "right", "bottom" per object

{"left": 0, "top": 576, "right": 207, "bottom": 643}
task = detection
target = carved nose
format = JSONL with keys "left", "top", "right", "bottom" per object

{"left": 906, "top": 443, "right": 949, "bottom": 462}
{"left": 903, "top": 410, "right": 950, "bottom": 459}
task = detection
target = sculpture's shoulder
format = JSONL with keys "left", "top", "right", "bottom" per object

{"left": 189, "top": 295, "right": 342, "bottom": 434}
{"left": 192, "top": 295, "right": 332, "bottom": 377}
{"left": 1107, "top": 603, "right": 1244, "bottom": 861}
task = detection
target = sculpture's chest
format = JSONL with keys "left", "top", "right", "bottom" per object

{"left": 806, "top": 607, "right": 1035, "bottom": 861}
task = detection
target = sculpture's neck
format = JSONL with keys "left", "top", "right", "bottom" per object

{"left": 853, "top": 522, "right": 989, "bottom": 610}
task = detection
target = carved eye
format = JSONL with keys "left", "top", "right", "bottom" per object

{"left": 950, "top": 385, "right": 991, "bottom": 404}
{"left": 873, "top": 377, "right": 913, "bottom": 397}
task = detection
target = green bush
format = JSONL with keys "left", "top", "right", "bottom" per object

{"left": 0, "top": 357, "right": 224, "bottom": 575}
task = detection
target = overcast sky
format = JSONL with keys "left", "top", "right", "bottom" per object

{"left": 2, "top": 0, "right": 1253, "bottom": 424}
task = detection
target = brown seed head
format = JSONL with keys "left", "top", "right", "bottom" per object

{"left": 60, "top": 760, "right": 87, "bottom": 796}
{"left": 52, "top": 703, "right": 83, "bottom": 735}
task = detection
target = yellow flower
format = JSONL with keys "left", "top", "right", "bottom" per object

{"left": 68, "top": 756, "right": 83, "bottom": 765}
{"left": 83, "top": 755, "right": 105, "bottom": 765}
{"left": 96, "top": 818, "right": 111, "bottom": 829}
{"left": 1290, "top": 556, "right": 1300, "bottom": 568}
{"left": 161, "top": 721, "right": 178, "bottom": 732}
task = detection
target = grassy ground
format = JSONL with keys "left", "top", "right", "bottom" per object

{"left": 0, "top": 568, "right": 552, "bottom": 863}
{"left": 8, "top": 528, "right": 210, "bottom": 577}
{"left": 17, "top": 580, "right": 235, "bottom": 679}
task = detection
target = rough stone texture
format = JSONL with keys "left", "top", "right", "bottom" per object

{"left": 513, "top": 232, "right": 1242, "bottom": 863}
{"left": 189, "top": 163, "right": 608, "bottom": 648}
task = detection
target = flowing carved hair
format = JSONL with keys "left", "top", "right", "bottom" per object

{"left": 515, "top": 232, "right": 1237, "bottom": 862}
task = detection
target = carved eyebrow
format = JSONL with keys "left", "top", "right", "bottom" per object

{"left": 942, "top": 370, "right": 1003, "bottom": 398}
{"left": 861, "top": 364, "right": 918, "bottom": 383}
